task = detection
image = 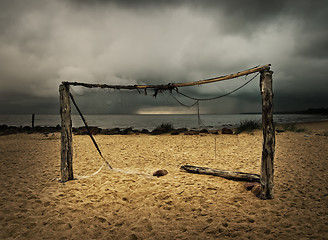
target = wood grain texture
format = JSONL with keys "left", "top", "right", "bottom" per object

{"left": 260, "top": 69, "right": 275, "bottom": 199}
{"left": 59, "top": 83, "right": 74, "bottom": 182}
{"left": 64, "top": 64, "right": 271, "bottom": 90}
{"left": 180, "top": 165, "right": 260, "bottom": 182}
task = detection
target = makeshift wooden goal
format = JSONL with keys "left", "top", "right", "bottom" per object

{"left": 59, "top": 64, "right": 275, "bottom": 199}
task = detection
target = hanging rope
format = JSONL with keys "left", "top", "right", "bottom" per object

{"left": 197, "top": 101, "right": 204, "bottom": 125}
{"left": 174, "top": 72, "right": 260, "bottom": 102}
{"left": 170, "top": 72, "right": 259, "bottom": 126}
{"left": 170, "top": 94, "right": 199, "bottom": 108}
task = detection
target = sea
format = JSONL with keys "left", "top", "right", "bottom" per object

{"left": 0, "top": 114, "right": 327, "bottom": 131}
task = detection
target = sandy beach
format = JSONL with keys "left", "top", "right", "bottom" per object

{"left": 1, "top": 121, "right": 328, "bottom": 239}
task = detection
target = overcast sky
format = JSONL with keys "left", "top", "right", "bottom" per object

{"left": 0, "top": 0, "right": 327, "bottom": 114}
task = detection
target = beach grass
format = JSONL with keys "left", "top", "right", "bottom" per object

{"left": 156, "top": 122, "right": 174, "bottom": 132}
{"left": 235, "top": 120, "right": 261, "bottom": 134}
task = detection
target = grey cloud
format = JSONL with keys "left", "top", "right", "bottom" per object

{"left": 0, "top": 0, "right": 327, "bottom": 114}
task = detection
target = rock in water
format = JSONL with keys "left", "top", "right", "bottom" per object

{"left": 153, "top": 169, "right": 168, "bottom": 177}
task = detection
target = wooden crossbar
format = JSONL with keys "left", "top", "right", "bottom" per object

{"left": 63, "top": 64, "right": 270, "bottom": 90}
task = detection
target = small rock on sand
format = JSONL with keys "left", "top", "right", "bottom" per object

{"left": 153, "top": 169, "right": 168, "bottom": 177}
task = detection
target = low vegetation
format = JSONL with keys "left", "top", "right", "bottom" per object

{"left": 158, "top": 122, "right": 174, "bottom": 131}
{"left": 235, "top": 120, "right": 261, "bottom": 134}
{"left": 151, "top": 122, "right": 175, "bottom": 134}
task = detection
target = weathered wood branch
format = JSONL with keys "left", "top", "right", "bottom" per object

{"left": 176, "top": 64, "right": 270, "bottom": 87}
{"left": 59, "top": 83, "right": 74, "bottom": 182}
{"left": 180, "top": 165, "right": 260, "bottom": 182}
{"left": 64, "top": 64, "right": 270, "bottom": 90}
{"left": 260, "top": 69, "right": 275, "bottom": 199}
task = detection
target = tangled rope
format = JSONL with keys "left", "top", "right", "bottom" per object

{"left": 170, "top": 72, "right": 259, "bottom": 125}
{"left": 174, "top": 72, "right": 259, "bottom": 103}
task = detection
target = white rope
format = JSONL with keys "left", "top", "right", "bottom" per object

{"left": 74, "top": 162, "right": 108, "bottom": 180}
{"left": 74, "top": 164, "right": 152, "bottom": 180}
{"left": 110, "top": 168, "right": 152, "bottom": 177}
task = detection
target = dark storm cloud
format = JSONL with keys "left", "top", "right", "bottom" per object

{"left": 0, "top": 0, "right": 327, "bottom": 114}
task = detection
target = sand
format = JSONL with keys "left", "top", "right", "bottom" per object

{"left": 0, "top": 121, "right": 328, "bottom": 239}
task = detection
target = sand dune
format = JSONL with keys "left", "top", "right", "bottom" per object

{"left": 0, "top": 122, "right": 328, "bottom": 239}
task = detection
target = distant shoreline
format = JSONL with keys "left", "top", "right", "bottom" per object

{"left": 242, "top": 107, "right": 328, "bottom": 115}
{"left": 1, "top": 119, "right": 328, "bottom": 136}
{"left": 1, "top": 113, "right": 327, "bottom": 133}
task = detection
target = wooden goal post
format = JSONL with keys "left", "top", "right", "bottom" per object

{"left": 59, "top": 64, "right": 275, "bottom": 199}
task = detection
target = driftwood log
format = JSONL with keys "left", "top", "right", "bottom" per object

{"left": 180, "top": 165, "right": 260, "bottom": 182}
